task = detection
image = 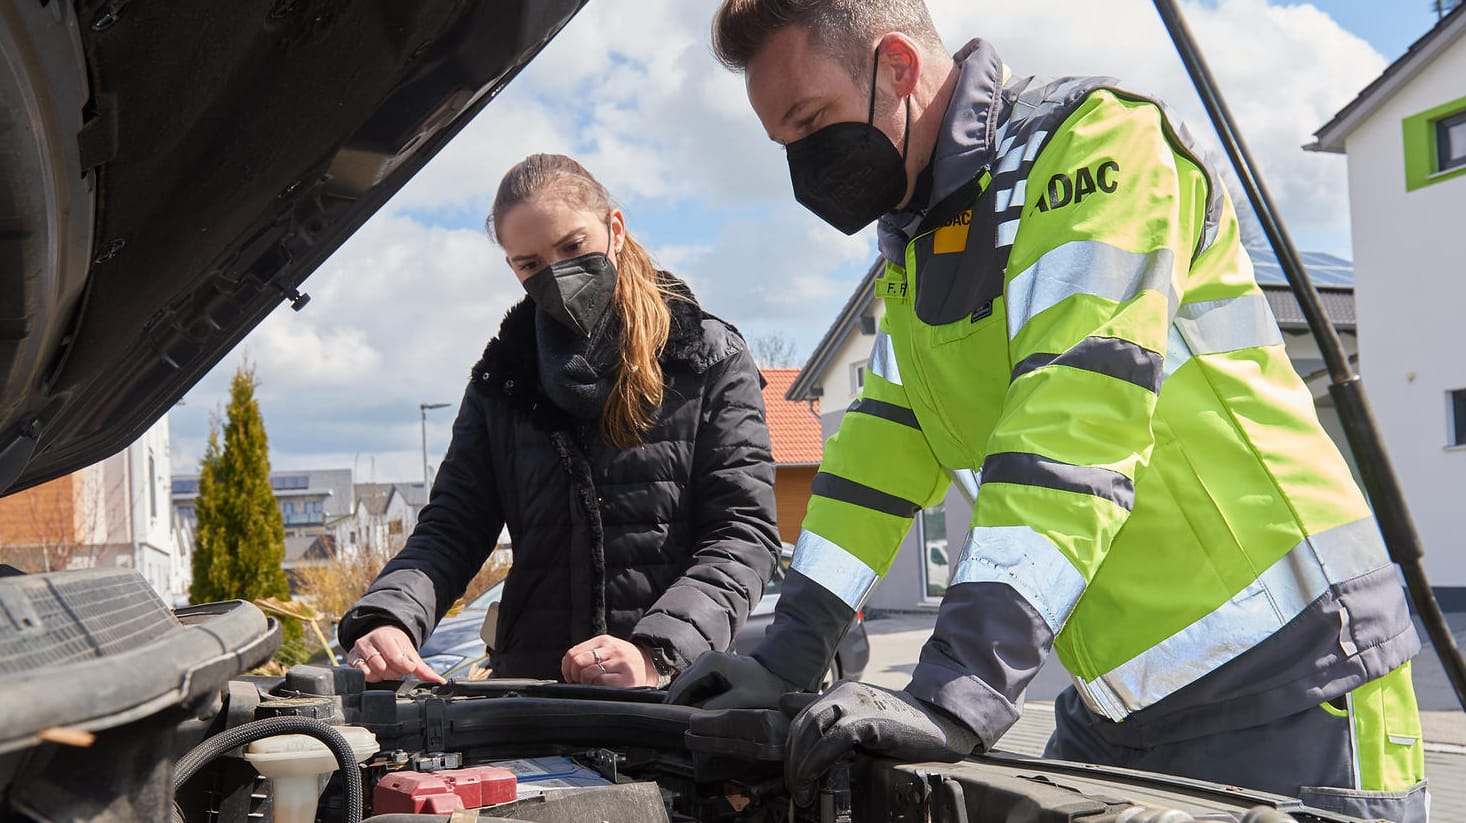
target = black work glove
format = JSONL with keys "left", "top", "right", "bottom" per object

{"left": 664, "top": 652, "right": 796, "bottom": 710}
{"left": 785, "top": 681, "right": 980, "bottom": 799}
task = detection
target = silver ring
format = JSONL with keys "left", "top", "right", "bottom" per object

{"left": 591, "top": 648, "right": 601, "bottom": 664}
{"left": 596, "top": 662, "right": 609, "bottom": 676}
{"left": 366, "top": 651, "right": 384, "bottom": 660}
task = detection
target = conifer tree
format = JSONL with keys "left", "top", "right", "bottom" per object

{"left": 189, "top": 362, "right": 290, "bottom": 612}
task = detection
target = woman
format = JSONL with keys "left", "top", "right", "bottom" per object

{"left": 338, "top": 154, "right": 780, "bottom": 688}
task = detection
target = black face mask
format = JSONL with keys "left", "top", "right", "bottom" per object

{"left": 522, "top": 250, "right": 619, "bottom": 338}
{"left": 785, "top": 47, "right": 912, "bottom": 235}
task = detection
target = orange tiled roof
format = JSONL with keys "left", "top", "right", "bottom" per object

{"left": 760, "top": 368, "right": 824, "bottom": 466}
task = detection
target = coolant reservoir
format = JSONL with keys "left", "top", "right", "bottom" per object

{"left": 244, "top": 725, "right": 379, "bottom": 823}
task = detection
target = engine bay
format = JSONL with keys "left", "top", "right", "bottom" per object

{"left": 0, "top": 569, "right": 1360, "bottom": 823}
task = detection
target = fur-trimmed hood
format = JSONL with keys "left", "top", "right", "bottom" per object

{"left": 469, "top": 274, "right": 746, "bottom": 430}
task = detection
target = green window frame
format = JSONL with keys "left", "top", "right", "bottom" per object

{"left": 1403, "top": 94, "right": 1466, "bottom": 191}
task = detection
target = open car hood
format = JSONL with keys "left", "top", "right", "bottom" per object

{"left": 0, "top": 0, "right": 587, "bottom": 494}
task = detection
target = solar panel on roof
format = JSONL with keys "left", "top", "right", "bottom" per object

{"left": 1243, "top": 245, "right": 1352, "bottom": 289}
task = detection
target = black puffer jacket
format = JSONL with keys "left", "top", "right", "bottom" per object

{"left": 339, "top": 282, "right": 780, "bottom": 679}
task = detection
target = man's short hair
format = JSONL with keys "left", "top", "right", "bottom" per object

{"left": 712, "top": 0, "right": 945, "bottom": 79}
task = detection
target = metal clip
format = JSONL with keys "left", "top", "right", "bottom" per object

{"left": 91, "top": 0, "right": 132, "bottom": 31}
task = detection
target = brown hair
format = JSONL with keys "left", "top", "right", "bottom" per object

{"left": 712, "top": 0, "right": 944, "bottom": 78}
{"left": 488, "top": 154, "right": 676, "bottom": 449}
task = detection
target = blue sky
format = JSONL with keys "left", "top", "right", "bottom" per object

{"left": 1266, "top": 0, "right": 1443, "bottom": 60}
{"left": 167, "top": 0, "right": 1447, "bottom": 483}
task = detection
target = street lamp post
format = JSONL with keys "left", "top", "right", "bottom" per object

{"left": 420, "top": 402, "right": 451, "bottom": 489}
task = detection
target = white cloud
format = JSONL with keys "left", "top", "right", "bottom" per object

{"left": 172, "top": 0, "right": 1388, "bottom": 481}
{"left": 171, "top": 213, "right": 522, "bottom": 480}
{"left": 673, "top": 205, "right": 876, "bottom": 344}
{"left": 927, "top": 0, "right": 1384, "bottom": 246}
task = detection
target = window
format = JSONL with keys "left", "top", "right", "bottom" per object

{"left": 920, "top": 505, "right": 949, "bottom": 600}
{"left": 1451, "top": 389, "right": 1466, "bottom": 447}
{"left": 282, "top": 502, "right": 295, "bottom": 515}
{"left": 1403, "top": 95, "right": 1466, "bottom": 190}
{"left": 1439, "top": 111, "right": 1466, "bottom": 174}
{"left": 851, "top": 363, "right": 866, "bottom": 394}
{"left": 148, "top": 456, "right": 157, "bottom": 520}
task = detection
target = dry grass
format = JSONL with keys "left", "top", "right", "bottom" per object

{"left": 291, "top": 542, "right": 403, "bottom": 623}
{"left": 447, "top": 551, "right": 513, "bottom": 616}
{"left": 290, "top": 541, "right": 513, "bottom": 624}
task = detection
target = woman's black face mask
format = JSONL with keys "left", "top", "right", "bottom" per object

{"left": 522, "top": 244, "right": 619, "bottom": 338}
{"left": 785, "top": 47, "right": 911, "bottom": 235}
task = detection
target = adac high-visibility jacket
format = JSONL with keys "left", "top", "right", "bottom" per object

{"left": 752, "top": 39, "right": 1419, "bottom": 749}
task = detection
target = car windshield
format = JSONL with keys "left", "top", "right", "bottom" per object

{"left": 764, "top": 550, "right": 792, "bottom": 596}
{"left": 466, "top": 581, "right": 504, "bottom": 611}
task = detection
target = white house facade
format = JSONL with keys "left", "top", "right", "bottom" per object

{"left": 1311, "top": 4, "right": 1466, "bottom": 591}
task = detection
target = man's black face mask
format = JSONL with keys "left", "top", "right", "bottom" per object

{"left": 522, "top": 249, "right": 619, "bottom": 338}
{"left": 785, "top": 47, "right": 911, "bottom": 235}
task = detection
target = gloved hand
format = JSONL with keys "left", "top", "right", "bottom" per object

{"left": 785, "top": 681, "right": 980, "bottom": 799}
{"left": 664, "top": 652, "right": 796, "bottom": 710}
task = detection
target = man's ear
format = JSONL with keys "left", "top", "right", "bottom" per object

{"left": 878, "top": 33, "right": 922, "bottom": 98}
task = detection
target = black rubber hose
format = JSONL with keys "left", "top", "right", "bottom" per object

{"left": 172, "top": 716, "right": 363, "bottom": 823}
{"left": 1151, "top": 0, "right": 1466, "bottom": 714}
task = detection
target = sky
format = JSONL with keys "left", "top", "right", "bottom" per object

{"left": 167, "top": 0, "right": 1446, "bottom": 484}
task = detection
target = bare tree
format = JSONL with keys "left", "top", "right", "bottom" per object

{"left": 0, "top": 469, "right": 122, "bottom": 573}
{"left": 750, "top": 333, "right": 801, "bottom": 369}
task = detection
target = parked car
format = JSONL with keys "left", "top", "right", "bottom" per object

{"left": 420, "top": 546, "right": 871, "bottom": 685}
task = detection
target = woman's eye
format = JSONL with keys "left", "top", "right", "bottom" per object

{"left": 566, "top": 239, "right": 584, "bottom": 253}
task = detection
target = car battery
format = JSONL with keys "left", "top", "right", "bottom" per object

{"left": 488, "top": 755, "right": 613, "bottom": 798}
{"left": 374, "top": 765, "right": 517, "bottom": 814}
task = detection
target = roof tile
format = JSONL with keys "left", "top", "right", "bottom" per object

{"left": 760, "top": 368, "right": 824, "bottom": 465}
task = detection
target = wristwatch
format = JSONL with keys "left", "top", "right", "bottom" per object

{"left": 647, "top": 647, "right": 678, "bottom": 689}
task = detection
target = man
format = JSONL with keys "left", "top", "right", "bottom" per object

{"left": 668, "top": 2, "right": 1428, "bottom": 820}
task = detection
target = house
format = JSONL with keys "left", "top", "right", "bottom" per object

{"left": 759, "top": 368, "right": 824, "bottom": 546}
{"left": 393, "top": 482, "right": 429, "bottom": 519}
{"left": 348, "top": 482, "right": 421, "bottom": 554}
{"left": 787, "top": 247, "right": 1361, "bottom": 612}
{"left": 1309, "top": 2, "right": 1466, "bottom": 596}
{"left": 0, "top": 415, "right": 185, "bottom": 603}
{"left": 174, "top": 467, "right": 358, "bottom": 581}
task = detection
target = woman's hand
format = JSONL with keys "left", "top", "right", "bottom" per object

{"left": 347, "top": 625, "right": 446, "bottom": 684}
{"left": 561, "top": 635, "right": 658, "bottom": 687}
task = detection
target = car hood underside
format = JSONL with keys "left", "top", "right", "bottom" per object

{"left": 0, "top": 0, "right": 585, "bottom": 493}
